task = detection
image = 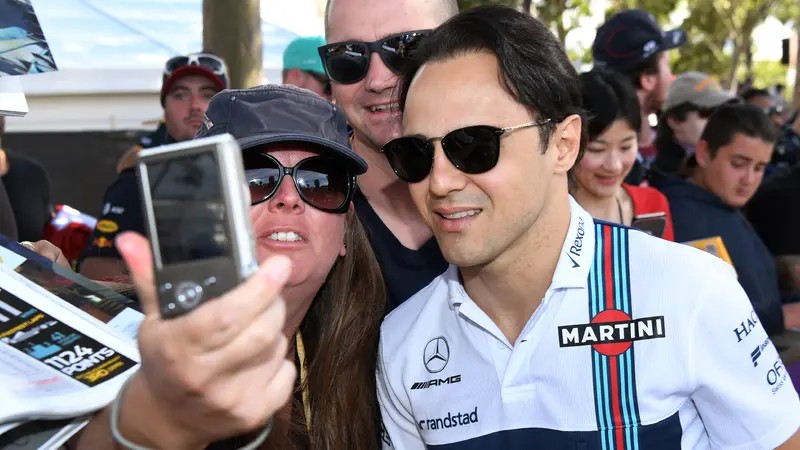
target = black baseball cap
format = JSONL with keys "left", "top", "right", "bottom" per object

{"left": 592, "top": 9, "right": 687, "bottom": 72}
{"left": 195, "top": 84, "right": 367, "bottom": 175}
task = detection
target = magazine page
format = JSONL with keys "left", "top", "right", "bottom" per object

{"left": 0, "top": 234, "right": 143, "bottom": 342}
{"left": 0, "top": 416, "right": 89, "bottom": 450}
{"left": 0, "top": 267, "right": 140, "bottom": 427}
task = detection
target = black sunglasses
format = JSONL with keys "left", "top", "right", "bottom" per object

{"left": 382, "top": 120, "right": 552, "bottom": 183}
{"left": 243, "top": 153, "right": 356, "bottom": 214}
{"left": 318, "top": 30, "right": 430, "bottom": 85}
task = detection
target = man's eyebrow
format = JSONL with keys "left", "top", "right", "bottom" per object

{"left": 731, "top": 154, "right": 753, "bottom": 163}
{"left": 168, "top": 85, "right": 190, "bottom": 94}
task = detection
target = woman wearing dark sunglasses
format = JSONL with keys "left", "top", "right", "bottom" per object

{"left": 573, "top": 71, "right": 675, "bottom": 241}
{"left": 66, "top": 86, "right": 385, "bottom": 450}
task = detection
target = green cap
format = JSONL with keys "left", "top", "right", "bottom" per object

{"left": 283, "top": 36, "right": 326, "bottom": 75}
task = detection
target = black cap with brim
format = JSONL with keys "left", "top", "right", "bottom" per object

{"left": 592, "top": 9, "right": 687, "bottom": 72}
{"left": 661, "top": 28, "right": 688, "bottom": 50}
{"left": 196, "top": 85, "right": 367, "bottom": 175}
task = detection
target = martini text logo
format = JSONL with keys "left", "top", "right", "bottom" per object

{"left": 558, "top": 310, "right": 666, "bottom": 356}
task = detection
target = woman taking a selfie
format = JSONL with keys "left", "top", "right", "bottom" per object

{"left": 572, "top": 71, "right": 675, "bottom": 241}
{"left": 63, "top": 85, "right": 385, "bottom": 450}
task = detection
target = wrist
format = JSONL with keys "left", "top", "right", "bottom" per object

{"left": 118, "top": 374, "right": 209, "bottom": 450}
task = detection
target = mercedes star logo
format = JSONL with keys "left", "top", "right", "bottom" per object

{"left": 423, "top": 336, "right": 450, "bottom": 373}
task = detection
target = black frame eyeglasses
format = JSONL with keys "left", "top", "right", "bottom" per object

{"left": 382, "top": 120, "right": 552, "bottom": 183}
{"left": 244, "top": 153, "right": 357, "bottom": 214}
{"left": 317, "top": 30, "right": 430, "bottom": 85}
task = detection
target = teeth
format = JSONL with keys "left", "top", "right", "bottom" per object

{"left": 267, "top": 232, "right": 303, "bottom": 242}
{"left": 441, "top": 210, "right": 480, "bottom": 220}
{"left": 369, "top": 102, "right": 399, "bottom": 112}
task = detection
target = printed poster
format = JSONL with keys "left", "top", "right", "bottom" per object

{"left": 0, "top": 288, "right": 136, "bottom": 388}
{"left": 0, "top": 0, "right": 57, "bottom": 77}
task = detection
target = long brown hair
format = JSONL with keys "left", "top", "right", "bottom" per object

{"left": 264, "top": 209, "right": 386, "bottom": 450}
{"left": 95, "top": 211, "right": 386, "bottom": 449}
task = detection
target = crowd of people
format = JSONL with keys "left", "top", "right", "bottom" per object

{"left": 2, "top": 0, "right": 800, "bottom": 448}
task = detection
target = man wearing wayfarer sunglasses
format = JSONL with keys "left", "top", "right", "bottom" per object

{"left": 322, "top": 0, "right": 458, "bottom": 313}
{"left": 376, "top": 6, "right": 800, "bottom": 450}
{"left": 79, "top": 52, "right": 229, "bottom": 281}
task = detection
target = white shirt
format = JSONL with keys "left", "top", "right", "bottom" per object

{"left": 377, "top": 198, "right": 800, "bottom": 450}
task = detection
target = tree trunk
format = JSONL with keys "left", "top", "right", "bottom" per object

{"left": 557, "top": 19, "right": 568, "bottom": 46}
{"left": 744, "top": 33, "right": 753, "bottom": 79}
{"left": 203, "top": 0, "right": 263, "bottom": 89}
{"left": 794, "top": 30, "right": 800, "bottom": 107}
{"left": 726, "top": 36, "right": 742, "bottom": 92}
{"left": 522, "top": 0, "right": 532, "bottom": 14}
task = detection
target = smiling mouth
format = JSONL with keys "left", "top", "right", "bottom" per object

{"left": 368, "top": 102, "right": 399, "bottom": 113}
{"left": 266, "top": 231, "right": 304, "bottom": 242}
{"left": 437, "top": 209, "right": 481, "bottom": 219}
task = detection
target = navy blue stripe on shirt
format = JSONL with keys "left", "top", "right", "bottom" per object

{"left": 426, "top": 412, "right": 682, "bottom": 450}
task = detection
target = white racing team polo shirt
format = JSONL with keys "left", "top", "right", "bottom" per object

{"left": 377, "top": 197, "right": 800, "bottom": 450}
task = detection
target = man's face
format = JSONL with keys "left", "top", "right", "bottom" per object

{"left": 747, "top": 95, "right": 783, "bottom": 130}
{"left": 403, "top": 52, "right": 573, "bottom": 267}
{"left": 285, "top": 69, "right": 332, "bottom": 101}
{"left": 699, "top": 133, "right": 773, "bottom": 208}
{"left": 326, "top": 0, "right": 444, "bottom": 151}
{"left": 163, "top": 75, "right": 219, "bottom": 141}
{"left": 669, "top": 110, "right": 707, "bottom": 147}
{"left": 642, "top": 52, "right": 672, "bottom": 114}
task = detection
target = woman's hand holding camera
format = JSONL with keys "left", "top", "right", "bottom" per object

{"left": 114, "top": 232, "right": 296, "bottom": 449}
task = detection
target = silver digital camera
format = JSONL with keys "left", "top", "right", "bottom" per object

{"left": 136, "top": 133, "right": 258, "bottom": 318}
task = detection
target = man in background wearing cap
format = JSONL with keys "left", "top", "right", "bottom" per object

{"left": 659, "top": 103, "right": 800, "bottom": 336}
{"left": 651, "top": 71, "right": 736, "bottom": 178}
{"left": 592, "top": 9, "right": 686, "bottom": 185}
{"left": 78, "top": 52, "right": 229, "bottom": 280}
{"left": 282, "top": 36, "right": 332, "bottom": 101}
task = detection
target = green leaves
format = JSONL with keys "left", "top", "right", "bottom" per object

{"left": 455, "top": 0, "right": 792, "bottom": 92}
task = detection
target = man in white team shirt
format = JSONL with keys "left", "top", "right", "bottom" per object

{"left": 376, "top": 5, "right": 800, "bottom": 450}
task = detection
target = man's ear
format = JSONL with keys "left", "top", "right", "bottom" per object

{"left": 666, "top": 115, "right": 682, "bottom": 130}
{"left": 640, "top": 72, "right": 658, "bottom": 93}
{"left": 284, "top": 68, "right": 303, "bottom": 85}
{"left": 695, "top": 140, "right": 712, "bottom": 168}
{"left": 551, "top": 114, "right": 582, "bottom": 176}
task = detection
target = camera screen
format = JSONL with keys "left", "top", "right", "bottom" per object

{"left": 148, "top": 152, "right": 229, "bottom": 265}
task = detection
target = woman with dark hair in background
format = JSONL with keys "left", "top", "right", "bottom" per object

{"left": 573, "top": 70, "right": 675, "bottom": 240}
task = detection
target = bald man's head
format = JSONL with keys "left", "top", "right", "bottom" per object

{"left": 324, "top": 0, "right": 458, "bottom": 38}
{"left": 322, "top": 0, "right": 458, "bottom": 153}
